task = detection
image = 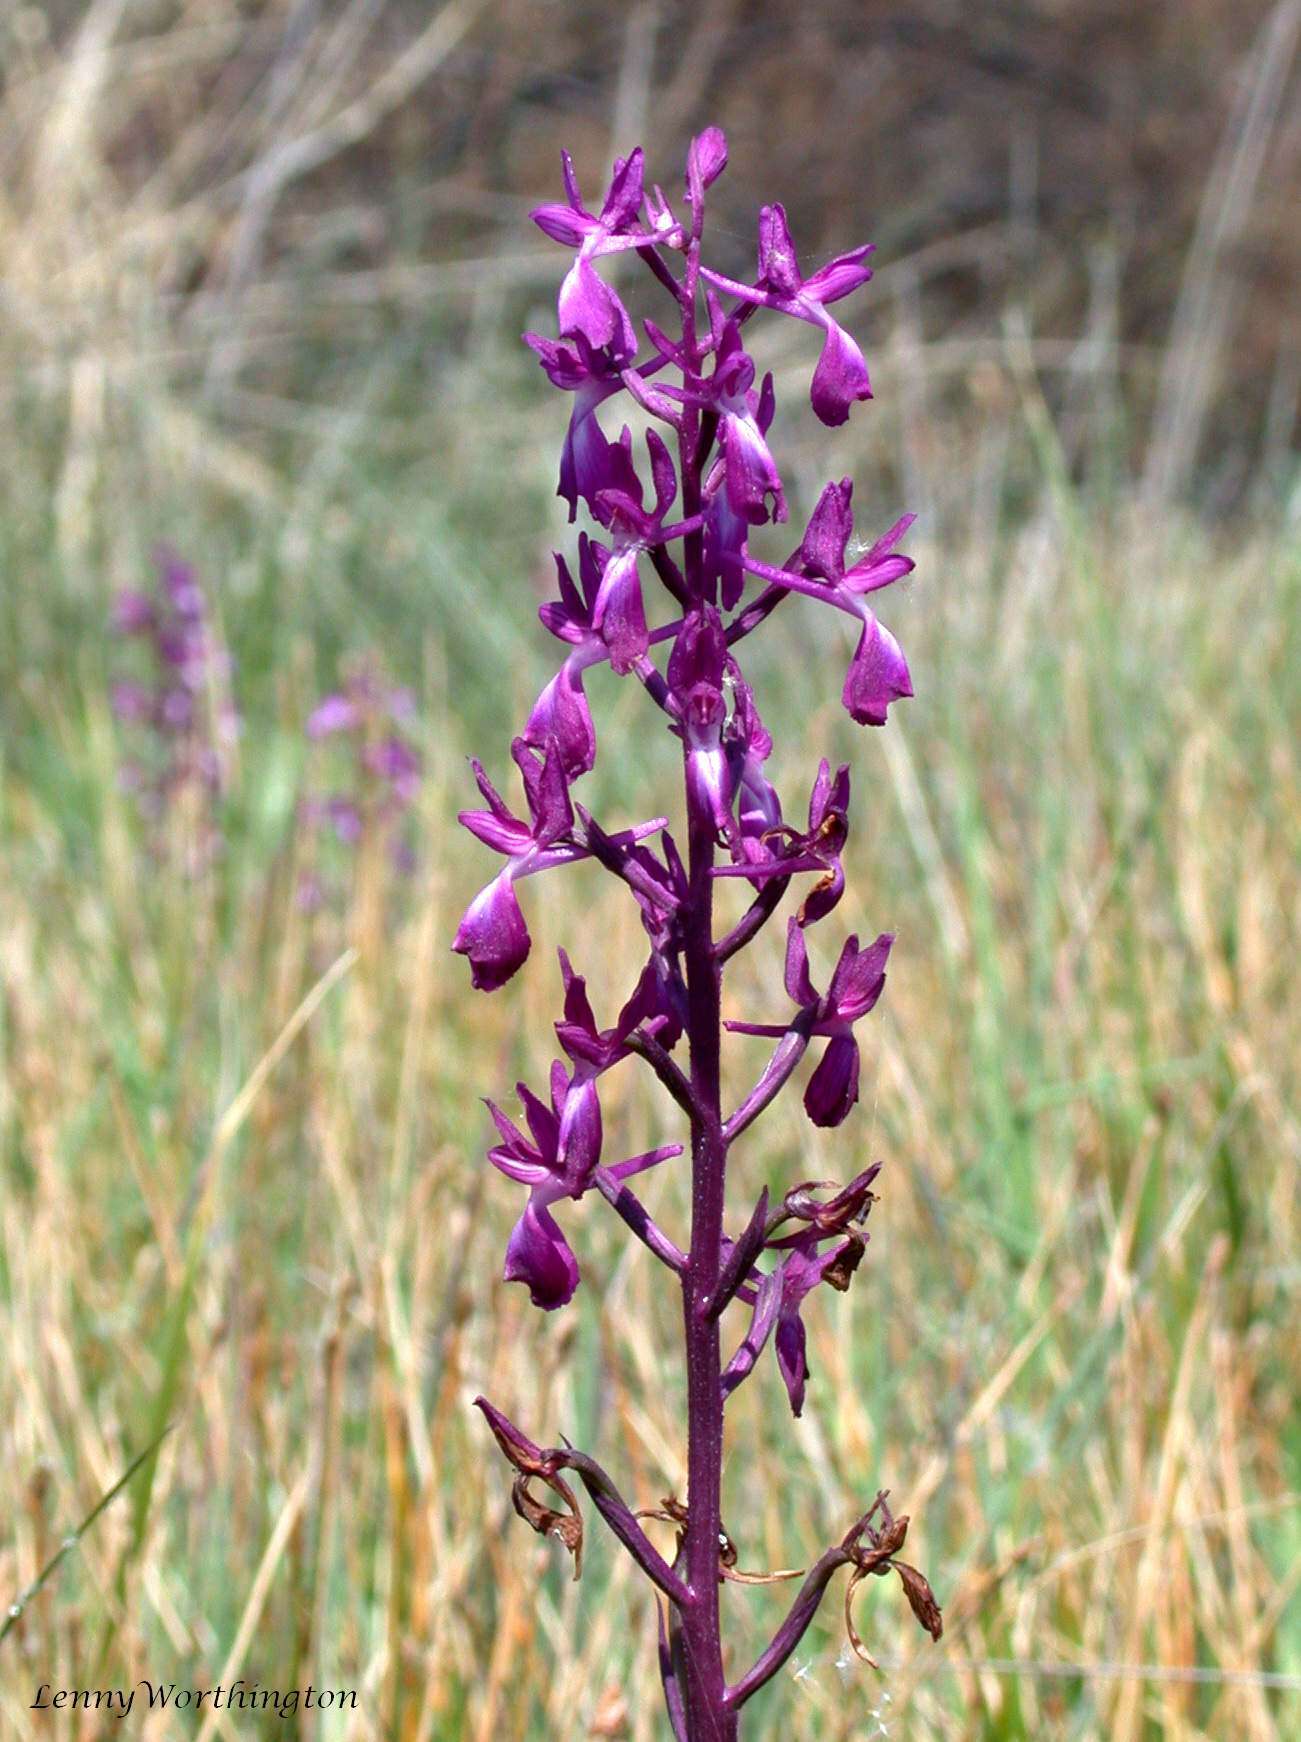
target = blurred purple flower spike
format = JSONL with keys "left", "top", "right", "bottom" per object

{"left": 300, "top": 657, "right": 424, "bottom": 899}
{"left": 109, "top": 548, "right": 239, "bottom": 853}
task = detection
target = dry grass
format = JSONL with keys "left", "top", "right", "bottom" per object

{"left": 1, "top": 496, "right": 1296, "bottom": 1738}
{"left": 0, "top": 5, "right": 1298, "bottom": 1740}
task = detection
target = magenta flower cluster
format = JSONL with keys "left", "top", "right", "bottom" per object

{"left": 456, "top": 132, "right": 938, "bottom": 1739}
{"left": 111, "top": 547, "right": 239, "bottom": 836}
{"left": 299, "top": 662, "right": 421, "bottom": 899}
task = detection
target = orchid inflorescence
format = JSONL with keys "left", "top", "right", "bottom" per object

{"left": 455, "top": 130, "right": 939, "bottom": 1739}
{"left": 111, "top": 547, "right": 239, "bottom": 861}
{"left": 298, "top": 658, "right": 421, "bottom": 909}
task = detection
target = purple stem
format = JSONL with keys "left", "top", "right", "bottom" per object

{"left": 719, "top": 1267, "right": 781, "bottom": 1397}
{"left": 658, "top": 1603, "right": 691, "bottom": 1742}
{"left": 649, "top": 542, "right": 692, "bottom": 608}
{"left": 559, "top": 1447, "right": 691, "bottom": 1607}
{"left": 703, "top": 1188, "right": 769, "bottom": 1320}
{"left": 633, "top": 653, "right": 675, "bottom": 714}
{"left": 639, "top": 245, "right": 686, "bottom": 306}
{"left": 724, "top": 581, "right": 789, "bottom": 648}
{"left": 594, "top": 1168, "right": 686, "bottom": 1273}
{"left": 713, "top": 875, "right": 791, "bottom": 964}
{"left": 725, "top": 1494, "right": 889, "bottom": 1711}
{"left": 673, "top": 220, "right": 738, "bottom": 1742}
{"left": 725, "top": 1544, "right": 854, "bottom": 1709}
{"left": 723, "top": 1019, "right": 813, "bottom": 1147}
{"left": 627, "top": 1029, "right": 701, "bottom": 1123}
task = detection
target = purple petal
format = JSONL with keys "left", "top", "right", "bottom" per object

{"left": 504, "top": 1198, "right": 580, "bottom": 1310}
{"left": 111, "top": 590, "right": 154, "bottom": 635}
{"left": 802, "top": 244, "right": 874, "bottom": 306}
{"left": 523, "top": 331, "right": 588, "bottom": 390}
{"left": 845, "top": 512, "right": 917, "bottom": 595}
{"left": 558, "top": 256, "right": 635, "bottom": 355}
{"left": 799, "top": 861, "right": 845, "bottom": 929}
{"left": 842, "top": 613, "right": 912, "bottom": 726}
{"left": 774, "top": 1304, "right": 810, "bottom": 1416}
{"left": 721, "top": 1267, "right": 783, "bottom": 1397}
{"left": 520, "top": 1076, "right": 561, "bottom": 1158}
{"left": 666, "top": 607, "right": 726, "bottom": 702}
{"left": 306, "top": 693, "right": 358, "bottom": 738}
{"left": 485, "top": 1096, "right": 536, "bottom": 1160}
{"left": 453, "top": 870, "right": 530, "bottom": 991}
{"left": 784, "top": 917, "right": 817, "bottom": 1007}
{"left": 646, "top": 427, "right": 678, "bottom": 519}
{"left": 157, "top": 550, "right": 205, "bottom": 619}
{"left": 804, "top": 1033, "right": 861, "bottom": 1128}
{"left": 703, "top": 487, "right": 748, "bottom": 610}
{"left": 457, "top": 806, "right": 532, "bottom": 856}
{"left": 364, "top": 734, "right": 421, "bottom": 788}
{"left": 559, "top": 391, "right": 619, "bottom": 521}
{"left": 687, "top": 126, "right": 728, "bottom": 194}
{"left": 757, "top": 202, "right": 802, "bottom": 298}
{"left": 799, "top": 479, "right": 854, "bottom": 582}
{"left": 327, "top": 796, "right": 363, "bottom": 844}
{"left": 829, "top": 932, "right": 894, "bottom": 1021}
{"left": 516, "top": 736, "right": 574, "bottom": 845}
{"left": 557, "top": 1074, "right": 603, "bottom": 1188}
{"left": 722, "top": 411, "right": 785, "bottom": 526}
{"left": 686, "top": 741, "right": 732, "bottom": 837}
{"left": 531, "top": 202, "right": 593, "bottom": 247}
{"left": 524, "top": 659, "right": 597, "bottom": 780}
{"left": 605, "top": 1142, "right": 681, "bottom": 1182}
{"left": 591, "top": 547, "right": 647, "bottom": 675}
{"left": 809, "top": 313, "right": 872, "bottom": 427}
{"left": 110, "top": 680, "right": 152, "bottom": 722}
{"left": 599, "top": 148, "right": 645, "bottom": 231}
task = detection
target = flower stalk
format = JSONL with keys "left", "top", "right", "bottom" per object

{"left": 456, "top": 129, "right": 939, "bottom": 1737}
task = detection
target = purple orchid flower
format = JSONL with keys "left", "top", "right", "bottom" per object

{"left": 728, "top": 919, "right": 893, "bottom": 1127}
{"left": 740, "top": 480, "right": 915, "bottom": 727}
{"left": 723, "top": 676, "right": 780, "bottom": 860}
{"left": 555, "top": 949, "right": 676, "bottom": 1069}
{"left": 761, "top": 1166, "right": 880, "bottom": 1414}
{"left": 109, "top": 548, "right": 239, "bottom": 849}
{"left": 524, "top": 330, "right": 633, "bottom": 521}
{"left": 487, "top": 1061, "right": 680, "bottom": 1309}
{"left": 524, "top": 540, "right": 604, "bottom": 778}
{"left": 704, "top": 203, "right": 874, "bottom": 426}
{"left": 800, "top": 485, "right": 914, "bottom": 727}
{"left": 588, "top": 426, "right": 680, "bottom": 673}
{"left": 453, "top": 739, "right": 582, "bottom": 992}
{"left": 715, "top": 756, "right": 850, "bottom": 925}
{"left": 650, "top": 313, "right": 784, "bottom": 530}
{"left": 710, "top": 319, "right": 785, "bottom": 526}
{"left": 769, "top": 1233, "right": 865, "bottom": 1416}
{"left": 532, "top": 148, "right": 680, "bottom": 354}
{"left": 454, "top": 738, "right": 666, "bottom": 991}
{"left": 666, "top": 608, "right": 731, "bottom": 837}
{"left": 301, "top": 660, "right": 422, "bottom": 890}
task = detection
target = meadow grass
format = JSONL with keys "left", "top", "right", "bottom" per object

{"left": 1, "top": 9, "right": 1299, "bottom": 1737}
{"left": 0, "top": 372, "right": 1297, "bottom": 1740}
